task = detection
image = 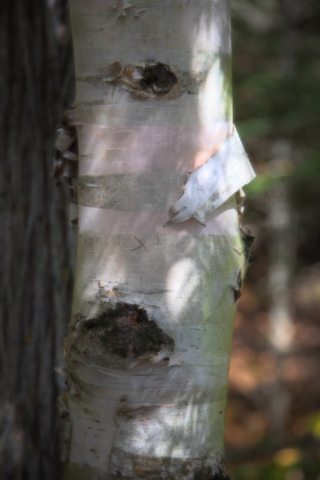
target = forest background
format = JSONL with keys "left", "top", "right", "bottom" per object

{"left": 0, "top": 0, "right": 320, "bottom": 479}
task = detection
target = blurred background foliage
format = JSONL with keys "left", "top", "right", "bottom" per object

{"left": 227, "top": 0, "right": 320, "bottom": 478}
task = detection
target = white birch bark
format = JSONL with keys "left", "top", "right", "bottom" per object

{"left": 61, "top": 0, "right": 255, "bottom": 478}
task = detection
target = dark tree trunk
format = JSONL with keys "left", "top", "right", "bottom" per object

{"left": 0, "top": 0, "right": 75, "bottom": 478}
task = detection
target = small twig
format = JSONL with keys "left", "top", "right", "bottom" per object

{"left": 156, "top": 233, "right": 159, "bottom": 244}
{"left": 131, "top": 236, "right": 146, "bottom": 251}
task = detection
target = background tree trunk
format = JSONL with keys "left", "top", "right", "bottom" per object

{"left": 0, "top": 0, "right": 75, "bottom": 478}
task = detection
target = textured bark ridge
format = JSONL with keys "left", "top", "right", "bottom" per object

{"left": 63, "top": 457, "right": 231, "bottom": 480}
{"left": 102, "top": 61, "right": 181, "bottom": 100}
{"left": 109, "top": 449, "right": 231, "bottom": 480}
{"left": 70, "top": 303, "right": 175, "bottom": 370}
{"left": 0, "top": 1, "right": 76, "bottom": 478}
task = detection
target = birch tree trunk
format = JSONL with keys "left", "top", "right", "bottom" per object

{"left": 62, "top": 0, "right": 255, "bottom": 478}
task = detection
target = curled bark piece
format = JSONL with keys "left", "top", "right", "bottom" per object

{"left": 54, "top": 128, "right": 76, "bottom": 153}
{"left": 114, "top": 0, "right": 136, "bottom": 18}
{"left": 61, "top": 150, "right": 78, "bottom": 161}
{"left": 53, "top": 152, "right": 78, "bottom": 183}
{"left": 164, "top": 128, "right": 255, "bottom": 227}
{"left": 236, "top": 188, "right": 246, "bottom": 225}
{"left": 54, "top": 110, "right": 77, "bottom": 151}
{"left": 53, "top": 110, "right": 79, "bottom": 186}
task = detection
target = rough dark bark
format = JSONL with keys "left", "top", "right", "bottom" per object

{"left": 0, "top": 0, "right": 75, "bottom": 478}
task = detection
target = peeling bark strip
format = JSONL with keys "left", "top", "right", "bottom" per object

{"left": 164, "top": 129, "right": 256, "bottom": 227}
{"left": 63, "top": 0, "right": 255, "bottom": 477}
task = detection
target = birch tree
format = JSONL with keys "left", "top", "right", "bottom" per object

{"left": 58, "top": 0, "right": 256, "bottom": 478}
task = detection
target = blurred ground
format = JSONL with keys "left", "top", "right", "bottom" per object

{"left": 226, "top": 1, "right": 320, "bottom": 478}
{"left": 226, "top": 273, "right": 320, "bottom": 479}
